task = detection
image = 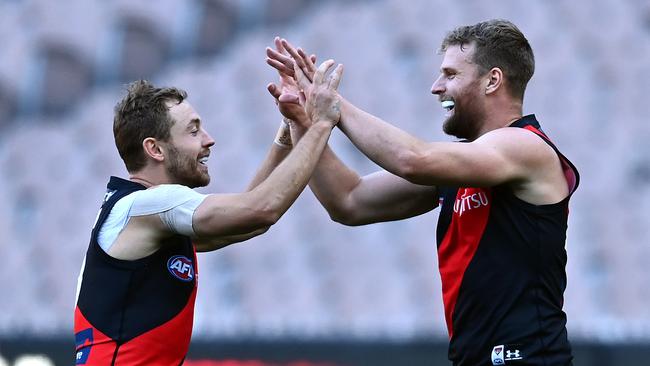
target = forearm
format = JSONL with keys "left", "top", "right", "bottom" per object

{"left": 308, "top": 144, "right": 439, "bottom": 224}
{"left": 310, "top": 145, "right": 362, "bottom": 216}
{"left": 247, "top": 120, "right": 292, "bottom": 191}
{"left": 339, "top": 98, "right": 426, "bottom": 178}
{"left": 252, "top": 122, "right": 334, "bottom": 219}
{"left": 191, "top": 123, "right": 332, "bottom": 239}
{"left": 289, "top": 122, "right": 361, "bottom": 216}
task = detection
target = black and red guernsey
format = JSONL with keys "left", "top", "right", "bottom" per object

{"left": 436, "top": 115, "right": 579, "bottom": 366}
{"left": 74, "top": 177, "right": 198, "bottom": 365}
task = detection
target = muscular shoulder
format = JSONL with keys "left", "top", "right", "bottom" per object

{"left": 477, "top": 127, "right": 567, "bottom": 204}
{"left": 474, "top": 127, "right": 558, "bottom": 173}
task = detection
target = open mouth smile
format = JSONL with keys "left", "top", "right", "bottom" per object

{"left": 441, "top": 100, "right": 455, "bottom": 112}
{"left": 198, "top": 155, "right": 209, "bottom": 166}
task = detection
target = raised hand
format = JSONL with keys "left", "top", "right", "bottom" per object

{"left": 266, "top": 38, "right": 317, "bottom": 94}
{"left": 265, "top": 38, "right": 303, "bottom": 125}
{"left": 306, "top": 59, "right": 344, "bottom": 126}
{"left": 266, "top": 82, "right": 304, "bottom": 125}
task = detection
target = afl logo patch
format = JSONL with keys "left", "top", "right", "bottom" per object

{"left": 167, "top": 255, "right": 194, "bottom": 282}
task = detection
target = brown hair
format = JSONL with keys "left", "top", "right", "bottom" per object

{"left": 113, "top": 80, "right": 187, "bottom": 172}
{"left": 440, "top": 19, "right": 534, "bottom": 100}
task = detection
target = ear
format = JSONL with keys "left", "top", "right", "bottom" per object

{"left": 142, "top": 137, "right": 166, "bottom": 163}
{"left": 484, "top": 67, "right": 503, "bottom": 95}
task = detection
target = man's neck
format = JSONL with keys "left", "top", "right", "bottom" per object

{"left": 129, "top": 176, "right": 156, "bottom": 188}
{"left": 476, "top": 102, "right": 523, "bottom": 138}
{"left": 129, "top": 167, "right": 171, "bottom": 188}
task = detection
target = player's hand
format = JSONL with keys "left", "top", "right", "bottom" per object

{"left": 305, "top": 59, "right": 344, "bottom": 127}
{"left": 266, "top": 82, "right": 306, "bottom": 125}
{"left": 266, "top": 38, "right": 317, "bottom": 94}
{"left": 266, "top": 37, "right": 312, "bottom": 129}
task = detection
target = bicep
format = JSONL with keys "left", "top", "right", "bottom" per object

{"left": 111, "top": 186, "right": 262, "bottom": 257}
{"left": 406, "top": 129, "right": 535, "bottom": 187}
{"left": 129, "top": 185, "right": 208, "bottom": 237}
{"left": 192, "top": 192, "right": 270, "bottom": 238}
{"left": 342, "top": 171, "right": 438, "bottom": 225}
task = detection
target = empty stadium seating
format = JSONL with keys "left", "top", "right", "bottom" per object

{"left": 0, "top": 0, "right": 648, "bottom": 342}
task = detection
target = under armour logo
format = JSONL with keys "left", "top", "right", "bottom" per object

{"left": 492, "top": 345, "right": 523, "bottom": 365}
{"left": 506, "top": 350, "right": 520, "bottom": 358}
{"left": 505, "top": 349, "right": 523, "bottom": 361}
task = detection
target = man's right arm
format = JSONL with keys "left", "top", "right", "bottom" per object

{"left": 191, "top": 121, "right": 335, "bottom": 246}
{"left": 191, "top": 60, "right": 349, "bottom": 251}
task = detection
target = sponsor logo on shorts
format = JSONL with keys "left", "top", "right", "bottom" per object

{"left": 75, "top": 328, "right": 93, "bottom": 364}
{"left": 167, "top": 255, "right": 194, "bottom": 281}
{"left": 492, "top": 344, "right": 523, "bottom": 364}
{"left": 505, "top": 349, "right": 522, "bottom": 361}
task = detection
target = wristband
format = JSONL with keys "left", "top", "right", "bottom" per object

{"left": 274, "top": 119, "right": 292, "bottom": 148}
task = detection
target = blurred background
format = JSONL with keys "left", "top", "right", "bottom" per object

{"left": 0, "top": 0, "right": 649, "bottom": 365}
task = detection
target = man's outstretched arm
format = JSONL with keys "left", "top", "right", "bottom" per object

{"left": 270, "top": 38, "right": 542, "bottom": 190}
{"left": 114, "top": 60, "right": 344, "bottom": 258}
{"left": 336, "top": 99, "right": 554, "bottom": 190}
{"left": 115, "top": 118, "right": 337, "bottom": 259}
{"left": 190, "top": 60, "right": 344, "bottom": 251}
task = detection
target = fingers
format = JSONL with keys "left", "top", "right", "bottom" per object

{"left": 280, "top": 38, "right": 299, "bottom": 59}
{"left": 292, "top": 62, "right": 312, "bottom": 91}
{"left": 266, "top": 47, "right": 294, "bottom": 76}
{"left": 278, "top": 93, "right": 300, "bottom": 104}
{"left": 281, "top": 39, "right": 305, "bottom": 70}
{"left": 297, "top": 48, "right": 317, "bottom": 75}
{"left": 327, "top": 64, "right": 344, "bottom": 90}
{"left": 274, "top": 37, "right": 320, "bottom": 84}
{"left": 313, "top": 59, "right": 335, "bottom": 86}
{"left": 267, "top": 83, "right": 281, "bottom": 99}
{"left": 266, "top": 46, "right": 292, "bottom": 64}
{"left": 266, "top": 57, "right": 293, "bottom": 77}
{"left": 282, "top": 39, "right": 313, "bottom": 82}
{"left": 269, "top": 82, "right": 302, "bottom": 117}
{"left": 274, "top": 36, "right": 285, "bottom": 54}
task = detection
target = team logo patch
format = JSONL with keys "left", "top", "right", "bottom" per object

{"left": 75, "top": 328, "right": 93, "bottom": 364}
{"left": 491, "top": 345, "right": 504, "bottom": 365}
{"left": 167, "top": 255, "right": 194, "bottom": 281}
{"left": 491, "top": 344, "right": 523, "bottom": 364}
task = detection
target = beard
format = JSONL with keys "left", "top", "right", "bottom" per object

{"left": 441, "top": 83, "right": 485, "bottom": 141}
{"left": 442, "top": 105, "right": 483, "bottom": 141}
{"left": 165, "top": 144, "right": 210, "bottom": 188}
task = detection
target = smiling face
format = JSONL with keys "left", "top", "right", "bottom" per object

{"left": 164, "top": 101, "right": 215, "bottom": 188}
{"left": 431, "top": 43, "right": 487, "bottom": 141}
